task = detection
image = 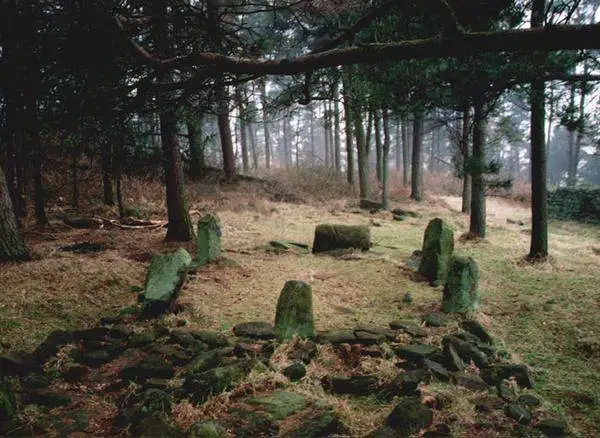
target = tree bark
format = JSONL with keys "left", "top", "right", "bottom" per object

{"left": 402, "top": 115, "right": 410, "bottom": 188}
{"left": 381, "top": 108, "right": 391, "bottom": 210}
{"left": 260, "top": 80, "right": 271, "bottom": 169}
{"left": 186, "top": 112, "right": 205, "bottom": 178}
{"left": 342, "top": 76, "right": 354, "bottom": 185}
{"left": 410, "top": 111, "right": 424, "bottom": 201}
{"left": 0, "top": 166, "right": 29, "bottom": 262}
{"left": 161, "top": 109, "right": 195, "bottom": 241}
{"left": 374, "top": 108, "right": 383, "bottom": 182}
{"left": 529, "top": 0, "right": 548, "bottom": 260}
{"left": 469, "top": 101, "right": 487, "bottom": 238}
{"left": 309, "top": 103, "right": 316, "bottom": 166}
{"left": 101, "top": 141, "right": 115, "bottom": 206}
{"left": 323, "top": 101, "right": 330, "bottom": 168}
{"left": 71, "top": 148, "right": 79, "bottom": 209}
{"left": 353, "top": 105, "right": 369, "bottom": 198}
{"left": 249, "top": 122, "right": 258, "bottom": 170}
{"left": 333, "top": 85, "right": 341, "bottom": 173}
{"left": 460, "top": 107, "right": 471, "bottom": 213}
{"left": 235, "top": 86, "right": 250, "bottom": 173}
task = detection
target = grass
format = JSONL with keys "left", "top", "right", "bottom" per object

{"left": 1, "top": 176, "right": 599, "bottom": 436}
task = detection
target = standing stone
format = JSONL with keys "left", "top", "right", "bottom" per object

{"left": 441, "top": 256, "right": 480, "bottom": 314}
{"left": 197, "top": 214, "right": 222, "bottom": 265}
{"left": 142, "top": 248, "right": 192, "bottom": 317}
{"left": 418, "top": 218, "right": 454, "bottom": 284}
{"left": 312, "top": 224, "right": 371, "bottom": 253}
{"left": 274, "top": 280, "right": 315, "bottom": 340}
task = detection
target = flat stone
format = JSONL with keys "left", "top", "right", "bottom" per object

{"left": 190, "top": 331, "right": 230, "bottom": 348}
{"left": 380, "top": 370, "right": 429, "bottom": 399}
{"left": 387, "top": 397, "right": 434, "bottom": 435}
{"left": 536, "top": 419, "right": 567, "bottom": 436}
{"left": 248, "top": 391, "right": 309, "bottom": 420}
{"left": 183, "top": 360, "right": 252, "bottom": 403}
{"left": 80, "top": 349, "right": 117, "bottom": 368}
{"left": 185, "top": 348, "right": 232, "bottom": 374}
{"left": 480, "top": 364, "right": 534, "bottom": 388}
{"left": 233, "top": 343, "right": 264, "bottom": 358}
{"left": 460, "top": 320, "right": 493, "bottom": 344}
{"left": 394, "top": 344, "right": 439, "bottom": 363}
{"left": 24, "top": 389, "right": 71, "bottom": 408}
{"left": 517, "top": 394, "right": 541, "bottom": 407}
{"left": 233, "top": 322, "right": 276, "bottom": 340}
{"left": 130, "top": 330, "right": 158, "bottom": 348}
{"left": 316, "top": 330, "right": 356, "bottom": 344}
{"left": 498, "top": 380, "right": 516, "bottom": 401}
{"left": 443, "top": 343, "right": 465, "bottom": 372}
{"left": 61, "top": 364, "right": 89, "bottom": 382}
{"left": 354, "top": 330, "right": 387, "bottom": 345}
{"left": 0, "top": 353, "right": 36, "bottom": 376}
{"left": 34, "top": 330, "right": 74, "bottom": 363}
{"left": 389, "top": 320, "right": 427, "bottom": 338}
{"left": 326, "top": 375, "right": 379, "bottom": 396}
{"left": 505, "top": 404, "right": 532, "bottom": 425}
{"left": 283, "top": 362, "right": 306, "bottom": 381}
{"left": 423, "top": 423, "right": 453, "bottom": 438}
{"left": 423, "top": 359, "right": 451, "bottom": 381}
{"left": 151, "top": 344, "right": 195, "bottom": 366}
{"left": 120, "top": 355, "right": 175, "bottom": 383}
{"left": 291, "top": 340, "right": 318, "bottom": 364}
{"left": 188, "top": 421, "right": 229, "bottom": 438}
{"left": 21, "top": 373, "right": 50, "bottom": 389}
{"left": 454, "top": 374, "right": 488, "bottom": 391}
{"left": 355, "top": 326, "right": 397, "bottom": 341}
{"left": 361, "top": 346, "right": 384, "bottom": 358}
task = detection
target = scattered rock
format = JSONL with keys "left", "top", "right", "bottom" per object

{"left": 185, "top": 348, "right": 232, "bottom": 374}
{"left": 360, "top": 199, "right": 383, "bottom": 210}
{"left": 60, "top": 242, "right": 105, "bottom": 253}
{"left": 234, "top": 343, "right": 264, "bottom": 358}
{"left": 316, "top": 329, "right": 356, "bottom": 344}
{"left": 188, "top": 421, "right": 229, "bottom": 438}
{"left": 141, "top": 248, "right": 192, "bottom": 317}
{"left": 423, "top": 359, "right": 451, "bottom": 381}
{"left": 391, "top": 208, "right": 421, "bottom": 218}
{"left": 0, "top": 380, "right": 16, "bottom": 422}
{"left": 442, "top": 256, "right": 480, "bottom": 314}
{"left": 130, "top": 413, "right": 181, "bottom": 437}
{"left": 402, "top": 292, "right": 414, "bottom": 305}
{"left": 498, "top": 380, "right": 516, "bottom": 401}
{"left": 233, "top": 322, "right": 276, "bottom": 340}
{"left": 418, "top": 218, "right": 454, "bottom": 284}
{"left": 290, "top": 340, "right": 318, "bottom": 364}
{"left": 268, "top": 240, "right": 309, "bottom": 253}
{"left": 0, "top": 353, "right": 36, "bottom": 376}
{"left": 190, "top": 331, "right": 230, "bottom": 348}
{"left": 24, "top": 389, "right": 71, "bottom": 408}
{"left": 506, "top": 218, "right": 525, "bottom": 226}
{"left": 387, "top": 397, "right": 434, "bottom": 435}
{"left": 442, "top": 343, "right": 466, "bottom": 372}
{"left": 274, "top": 280, "right": 315, "bottom": 340}
{"left": 480, "top": 364, "right": 534, "bottom": 388}
{"left": 454, "top": 374, "right": 488, "bottom": 391}
{"left": 423, "top": 423, "right": 453, "bottom": 438}
{"left": 312, "top": 224, "right": 371, "bottom": 253}
{"left": 80, "top": 349, "right": 118, "bottom": 368}
{"left": 61, "top": 364, "right": 89, "bottom": 382}
{"left": 197, "top": 213, "right": 222, "bottom": 265}
{"left": 517, "top": 394, "right": 541, "bottom": 407}
{"left": 21, "top": 373, "right": 50, "bottom": 389}
{"left": 354, "top": 330, "right": 387, "bottom": 345}
{"left": 249, "top": 391, "right": 308, "bottom": 420}
{"left": 120, "top": 355, "right": 175, "bottom": 383}
{"left": 130, "top": 330, "right": 158, "bottom": 348}
{"left": 536, "top": 419, "right": 567, "bottom": 436}
{"left": 504, "top": 404, "right": 532, "bottom": 425}
{"left": 283, "top": 363, "right": 306, "bottom": 381}
{"left": 183, "top": 361, "right": 252, "bottom": 402}
{"left": 34, "top": 329, "right": 74, "bottom": 363}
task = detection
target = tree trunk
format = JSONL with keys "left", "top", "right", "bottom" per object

{"left": 186, "top": 113, "right": 205, "bottom": 178}
{"left": 395, "top": 118, "right": 401, "bottom": 171}
{"left": 342, "top": 76, "right": 354, "bottom": 185}
{"left": 323, "top": 101, "right": 330, "bottom": 168}
{"left": 116, "top": 139, "right": 125, "bottom": 219}
{"left": 309, "top": 103, "right": 316, "bottom": 166}
{"left": 260, "top": 80, "right": 271, "bottom": 169}
{"left": 529, "top": 0, "right": 548, "bottom": 260}
{"left": 71, "top": 148, "right": 79, "bottom": 209}
{"left": 353, "top": 105, "right": 369, "bottom": 198}
{"left": 32, "top": 143, "right": 47, "bottom": 226}
{"left": 0, "top": 166, "right": 29, "bottom": 262}
{"left": 402, "top": 115, "right": 410, "bottom": 188}
{"left": 469, "top": 101, "right": 486, "bottom": 238}
{"left": 101, "top": 141, "right": 115, "bottom": 206}
{"left": 566, "top": 84, "right": 577, "bottom": 187}
{"left": 410, "top": 111, "right": 424, "bottom": 201}
{"left": 161, "top": 109, "right": 195, "bottom": 241}
{"left": 249, "top": 123, "right": 258, "bottom": 170}
{"left": 333, "top": 85, "right": 341, "bottom": 173}
{"left": 374, "top": 109, "right": 383, "bottom": 182}
{"left": 381, "top": 108, "right": 391, "bottom": 210}
{"left": 460, "top": 107, "right": 471, "bottom": 213}
{"left": 235, "top": 86, "right": 250, "bottom": 173}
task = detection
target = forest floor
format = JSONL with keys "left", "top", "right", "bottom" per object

{"left": 1, "top": 180, "right": 599, "bottom": 437}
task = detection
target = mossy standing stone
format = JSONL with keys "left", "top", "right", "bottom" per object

{"left": 274, "top": 280, "right": 315, "bottom": 341}
{"left": 418, "top": 218, "right": 454, "bottom": 284}
{"left": 142, "top": 248, "right": 192, "bottom": 316}
{"left": 441, "top": 256, "right": 480, "bottom": 314}
{"left": 197, "top": 213, "right": 222, "bottom": 265}
{"left": 312, "top": 224, "right": 371, "bottom": 253}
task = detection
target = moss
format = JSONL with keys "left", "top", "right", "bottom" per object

{"left": 441, "top": 256, "right": 480, "bottom": 314}
{"left": 418, "top": 218, "right": 455, "bottom": 283}
{"left": 142, "top": 248, "right": 192, "bottom": 314}
{"left": 312, "top": 224, "right": 371, "bottom": 253}
{"left": 249, "top": 391, "right": 308, "bottom": 420}
{"left": 274, "top": 280, "right": 315, "bottom": 340}
{"left": 197, "top": 214, "right": 222, "bottom": 265}
{"left": 0, "top": 380, "right": 16, "bottom": 422}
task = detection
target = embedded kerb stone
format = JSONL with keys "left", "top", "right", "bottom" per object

{"left": 312, "top": 224, "right": 371, "bottom": 253}
{"left": 274, "top": 280, "right": 315, "bottom": 340}
{"left": 197, "top": 213, "right": 222, "bottom": 265}
{"left": 418, "top": 218, "right": 454, "bottom": 284}
{"left": 441, "top": 256, "right": 480, "bottom": 314}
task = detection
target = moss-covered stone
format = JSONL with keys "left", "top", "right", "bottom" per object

{"left": 197, "top": 214, "right": 222, "bottom": 265}
{"left": 387, "top": 397, "right": 434, "bottom": 435}
{"left": 183, "top": 361, "right": 252, "bottom": 402}
{"left": 233, "top": 321, "right": 276, "bottom": 340}
{"left": 274, "top": 280, "right": 315, "bottom": 340}
{"left": 312, "top": 224, "right": 371, "bottom": 253}
{"left": 418, "top": 218, "right": 454, "bottom": 284}
{"left": 283, "top": 363, "right": 307, "bottom": 381}
{"left": 142, "top": 249, "right": 192, "bottom": 317}
{"left": 188, "top": 421, "right": 228, "bottom": 438}
{"left": 441, "top": 256, "right": 480, "bottom": 314}
{"left": 249, "top": 391, "right": 308, "bottom": 420}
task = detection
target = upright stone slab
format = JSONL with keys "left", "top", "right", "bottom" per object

{"left": 312, "top": 224, "right": 370, "bottom": 253}
{"left": 441, "top": 256, "right": 480, "bottom": 314}
{"left": 197, "top": 213, "right": 222, "bottom": 265}
{"left": 418, "top": 218, "right": 454, "bottom": 284}
{"left": 274, "top": 280, "right": 315, "bottom": 340}
{"left": 142, "top": 248, "right": 192, "bottom": 317}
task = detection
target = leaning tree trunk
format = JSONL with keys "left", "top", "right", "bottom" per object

{"left": 381, "top": 108, "right": 391, "bottom": 210}
{"left": 469, "top": 101, "right": 486, "bottom": 238}
{"left": 0, "top": 167, "right": 29, "bottom": 262}
{"left": 528, "top": 0, "right": 548, "bottom": 260}
{"left": 161, "top": 109, "right": 195, "bottom": 242}
{"left": 410, "top": 111, "right": 424, "bottom": 201}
